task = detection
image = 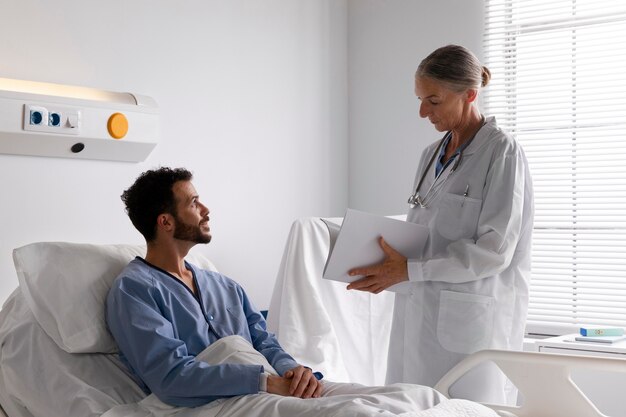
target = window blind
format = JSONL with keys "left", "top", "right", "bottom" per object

{"left": 483, "top": 0, "right": 626, "bottom": 335}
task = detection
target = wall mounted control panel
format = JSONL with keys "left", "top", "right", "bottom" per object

{"left": 0, "top": 77, "right": 158, "bottom": 162}
{"left": 23, "top": 104, "right": 81, "bottom": 136}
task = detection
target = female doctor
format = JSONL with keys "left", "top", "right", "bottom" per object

{"left": 347, "top": 45, "right": 534, "bottom": 403}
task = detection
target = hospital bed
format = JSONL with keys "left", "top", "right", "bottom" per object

{"left": 0, "top": 228, "right": 624, "bottom": 417}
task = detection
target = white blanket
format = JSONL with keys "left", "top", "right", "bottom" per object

{"left": 102, "top": 336, "right": 501, "bottom": 417}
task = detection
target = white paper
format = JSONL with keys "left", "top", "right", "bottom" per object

{"left": 321, "top": 209, "right": 429, "bottom": 293}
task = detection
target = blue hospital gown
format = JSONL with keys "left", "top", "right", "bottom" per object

{"left": 105, "top": 257, "right": 299, "bottom": 407}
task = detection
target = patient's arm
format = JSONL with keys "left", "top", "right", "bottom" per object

{"left": 266, "top": 375, "right": 295, "bottom": 396}
{"left": 194, "top": 335, "right": 323, "bottom": 399}
{"left": 106, "top": 281, "right": 266, "bottom": 407}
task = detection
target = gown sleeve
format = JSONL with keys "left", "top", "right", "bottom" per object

{"left": 236, "top": 284, "right": 301, "bottom": 375}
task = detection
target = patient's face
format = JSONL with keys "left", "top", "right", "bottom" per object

{"left": 172, "top": 180, "right": 211, "bottom": 244}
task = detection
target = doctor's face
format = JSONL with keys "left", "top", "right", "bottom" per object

{"left": 415, "top": 76, "right": 468, "bottom": 133}
{"left": 171, "top": 180, "right": 211, "bottom": 244}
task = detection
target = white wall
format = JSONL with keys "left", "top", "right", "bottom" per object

{"left": 0, "top": 0, "right": 348, "bottom": 308}
{"left": 348, "top": 0, "right": 485, "bottom": 215}
{"left": 0, "top": 0, "right": 484, "bottom": 309}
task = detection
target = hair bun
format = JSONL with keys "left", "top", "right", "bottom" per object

{"left": 481, "top": 66, "right": 491, "bottom": 87}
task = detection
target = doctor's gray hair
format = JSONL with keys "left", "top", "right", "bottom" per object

{"left": 416, "top": 44, "right": 491, "bottom": 92}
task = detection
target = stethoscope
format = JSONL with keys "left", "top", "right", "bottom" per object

{"left": 408, "top": 116, "right": 485, "bottom": 209}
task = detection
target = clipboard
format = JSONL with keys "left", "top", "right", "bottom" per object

{"left": 321, "top": 209, "right": 428, "bottom": 293}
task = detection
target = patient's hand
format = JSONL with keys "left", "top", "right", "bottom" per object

{"left": 267, "top": 366, "right": 323, "bottom": 399}
{"left": 284, "top": 365, "right": 323, "bottom": 399}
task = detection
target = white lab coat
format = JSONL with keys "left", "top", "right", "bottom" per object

{"left": 386, "top": 116, "right": 534, "bottom": 404}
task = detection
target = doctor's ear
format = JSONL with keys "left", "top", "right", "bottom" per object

{"left": 466, "top": 88, "right": 478, "bottom": 103}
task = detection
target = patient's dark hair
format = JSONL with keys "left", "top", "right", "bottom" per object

{"left": 121, "top": 167, "right": 193, "bottom": 242}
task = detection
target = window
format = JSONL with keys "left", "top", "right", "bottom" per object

{"left": 483, "top": 0, "right": 626, "bottom": 335}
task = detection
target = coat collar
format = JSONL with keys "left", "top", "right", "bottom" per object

{"left": 460, "top": 115, "right": 498, "bottom": 156}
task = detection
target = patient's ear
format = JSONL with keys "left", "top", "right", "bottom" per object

{"left": 156, "top": 213, "right": 175, "bottom": 232}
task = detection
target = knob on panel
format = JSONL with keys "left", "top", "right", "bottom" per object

{"left": 107, "top": 112, "right": 128, "bottom": 139}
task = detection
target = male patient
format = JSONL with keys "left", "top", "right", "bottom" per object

{"left": 106, "top": 167, "right": 322, "bottom": 407}
{"left": 106, "top": 167, "right": 448, "bottom": 415}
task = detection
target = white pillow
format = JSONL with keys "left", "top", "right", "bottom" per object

{"left": 12, "top": 242, "right": 217, "bottom": 354}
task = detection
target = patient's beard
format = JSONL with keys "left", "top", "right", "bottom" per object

{"left": 173, "top": 217, "right": 212, "bottom": 244}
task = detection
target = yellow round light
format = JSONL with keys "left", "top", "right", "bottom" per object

{"left": 107, "top": 112, "right": 129, "bottom": 139}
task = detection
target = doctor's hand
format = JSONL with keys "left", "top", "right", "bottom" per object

{"left": 267, "top": 366, "right": 323, "bottom": 399}
{"left": 346, "top": 237, "right": 408, "bottom": 294}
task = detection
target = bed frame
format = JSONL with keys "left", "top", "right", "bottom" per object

{"left": 435, "top": 349, "right": 626, "bottom": 417}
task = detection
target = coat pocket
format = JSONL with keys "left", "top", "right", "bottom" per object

{"left": 436, "top": 290, "right": 495, "bottom": 354}
{"left": 435, "top": 192, "right": 482, "bottom": 241}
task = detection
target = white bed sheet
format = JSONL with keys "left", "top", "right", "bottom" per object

{"left": 104, "top": 392, "right": 500, "bottom": 417}
{"left": 101, "top": 335, "right": 499, "bottom": 417}
{"left": 267, "top": 217, "right": 396, "bottom": 385}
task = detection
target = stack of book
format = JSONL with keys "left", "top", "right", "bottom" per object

{"left": 575, "top": 326, "right": 626, "bottom": 344}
